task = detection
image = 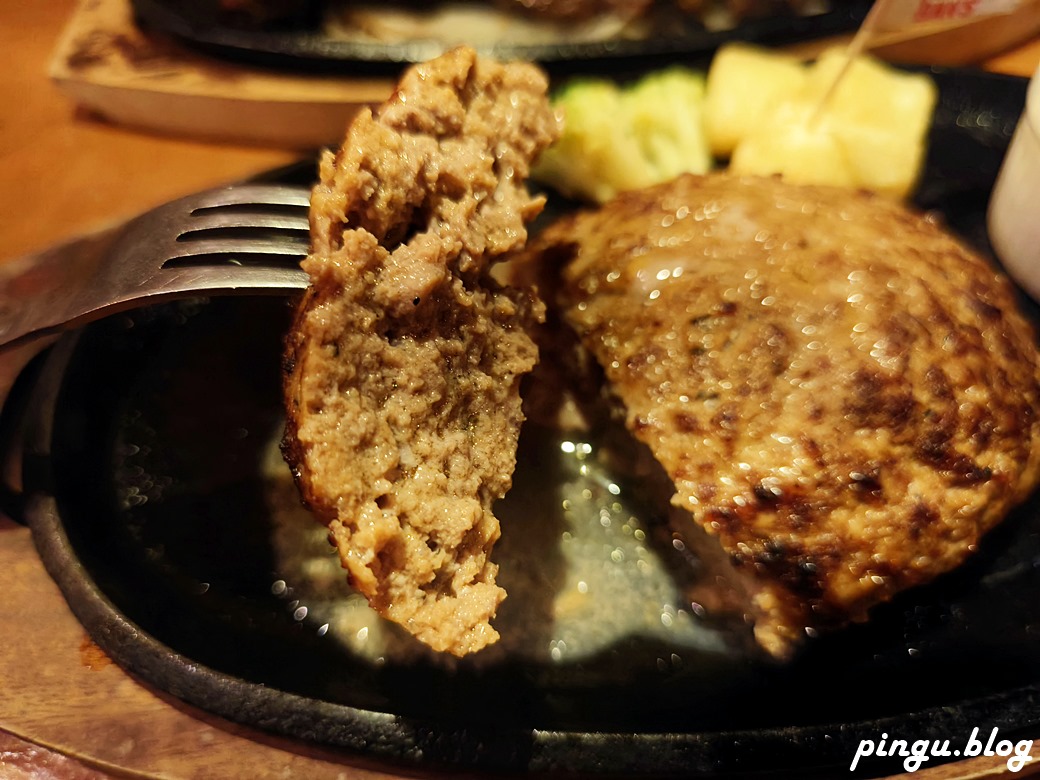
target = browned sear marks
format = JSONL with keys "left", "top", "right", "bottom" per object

{"left": 526, "top": 172, "right": 1040, "bottom": 657}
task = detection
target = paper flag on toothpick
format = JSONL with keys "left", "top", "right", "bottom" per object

{"left": 867, "top": 0, "right": 1027, "bottom": 32}
{"left": 811, "top": 0, "right": 1028, "bottom": 122}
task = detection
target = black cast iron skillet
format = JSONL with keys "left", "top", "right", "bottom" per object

{"left": 6, "top": 67, "right": 1038, "bottom": 779}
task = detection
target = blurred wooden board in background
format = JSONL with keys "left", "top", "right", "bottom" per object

{"left": 49, "top": 0, "right": 393, "bottom": 149}
{"left": 49, "top": 0, "right": 1040, "bottom": 150}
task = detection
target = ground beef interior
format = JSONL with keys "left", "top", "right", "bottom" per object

{"left": 282, "top": 47, "right": 560, "bottom": 656}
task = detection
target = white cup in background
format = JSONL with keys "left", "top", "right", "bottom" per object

{"left": 988, "top": 64, "right": 1040, "bottom": 300}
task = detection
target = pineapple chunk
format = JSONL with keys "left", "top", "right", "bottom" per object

{"left": 804, "top": 49, "right": 936, "bottom": 143}
{"left": 704, "top": 43, "right": 807, "bottom": 158}
{"left": 831, "top": 114, "right": 930, "bottom": 198}
{"left": 707, "top": 43, "right": 938, "bottom": 198}
{"left": 801, "top": 49, "right": 937, "bottom": 197}
{"left": 730, "top": 102, "right": 858, "bottom": 189}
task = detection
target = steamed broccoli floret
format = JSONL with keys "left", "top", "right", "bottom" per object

{"left": 624, "top": 68, "right": 711, "bottom": 185}
{"left": 532, "top": 67, "right": 711, "bottom": 204}
{"left": 532, "top": 78, "right": 655, "bottom": 204}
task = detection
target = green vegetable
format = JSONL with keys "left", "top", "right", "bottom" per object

{"left": 533, "top": 67, "right": 711, "bottom": 204}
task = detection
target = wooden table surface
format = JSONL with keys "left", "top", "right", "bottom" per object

{"left": 2, "top": 2, "right": 1040, "bottom": 778}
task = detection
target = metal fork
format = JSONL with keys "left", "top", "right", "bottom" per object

{"left": 0, "top": 180, "right": 312, "bottom": 352}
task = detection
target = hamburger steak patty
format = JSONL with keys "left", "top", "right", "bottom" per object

{"left": 532, "top": 172, "right": 1040, "bottom": 657}
{"left": 282, "top": 47, "right": 560, "bottom": 656}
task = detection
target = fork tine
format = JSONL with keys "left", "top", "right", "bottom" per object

{"left": 0, "top": 178, "right": 316, "bottom": 352}
{"left": 181, "top": 211, "right": 310, "bottom": 234}
{"left": 163, "top": 236, "right": 310, "bottom": 263}
{"left": 187, "top": 183, "right": 312, "bottom": 210}
{"left": 157, "top": 264, "right": 310, "bottom": 293}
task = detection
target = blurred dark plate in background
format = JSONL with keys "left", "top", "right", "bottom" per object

{"left": 130, "top": 0, "right": 872, "bottom": 74}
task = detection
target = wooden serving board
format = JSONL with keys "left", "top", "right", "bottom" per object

{"left": 17, "top": 3, "right": 1040, "bottom": 777}
{"left": 0, "top": 515, "right": 409, "bottom": 780}
{"left": 48, "top": 0, "right": 394, "bottom": 149}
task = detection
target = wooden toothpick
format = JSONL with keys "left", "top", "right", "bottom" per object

{"left": 810, "top": 0, "right": 901, "bottom": 124}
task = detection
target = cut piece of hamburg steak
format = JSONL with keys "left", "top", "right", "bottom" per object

{"left": 282, "top": 47, "right": 560, "bottom": 656}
